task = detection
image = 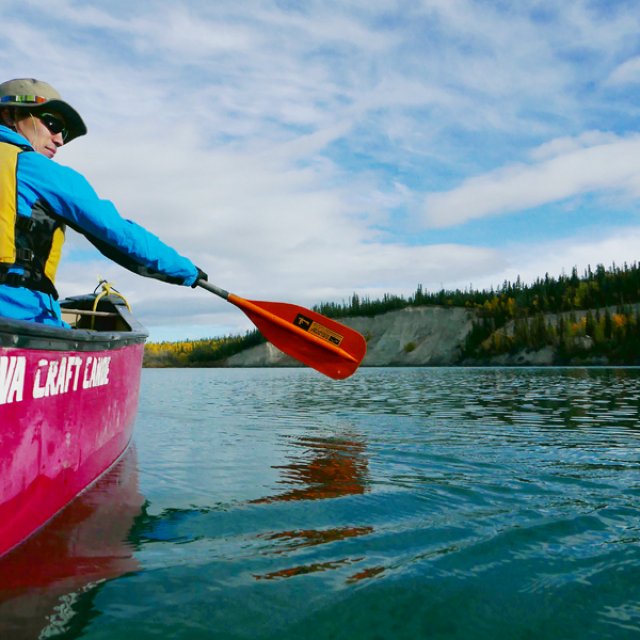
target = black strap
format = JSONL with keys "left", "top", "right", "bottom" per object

{"left": 0, "top": 267, "right": 58, "bottom": 298}
{"left": 16, "top": 215, "right": 35, "bottom": 232}
{"left": 0, "top": 271, "right": 26, "bottom": 288}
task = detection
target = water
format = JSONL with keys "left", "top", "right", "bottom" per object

{"left": 2, "top": 367, "right": 640, "bottom": 639}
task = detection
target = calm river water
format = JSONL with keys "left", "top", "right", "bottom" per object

{"left": 2, "top": 367, "right": 640, "bottom": 639}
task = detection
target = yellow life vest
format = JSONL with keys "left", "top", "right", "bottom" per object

{"left": 0, "top": 141, "right": 65, "bottom": 297}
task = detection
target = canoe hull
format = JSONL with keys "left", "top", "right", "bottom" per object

{"left": 0, "top": 294, "right": 147, "bottom": 558}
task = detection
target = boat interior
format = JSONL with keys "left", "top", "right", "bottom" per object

{"left": 0, "top": 288, "right": 148, "bottom": 350}
{"left": 61, "top": 296, "right": 132, "bottom": 333}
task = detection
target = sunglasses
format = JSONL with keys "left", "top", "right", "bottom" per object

{"left": 34, "top": 112, "right": 68, "bottom": 141}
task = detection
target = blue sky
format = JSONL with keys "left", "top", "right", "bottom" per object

{"left": 2, "top": 0, "right": 640, "bottom": 341}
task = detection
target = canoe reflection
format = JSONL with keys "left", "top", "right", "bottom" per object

{"left": 0, "top": 445, "right": 144, "bottom": 637}
{"left": 253, "top": 433, "right": 383, "bottom": 583}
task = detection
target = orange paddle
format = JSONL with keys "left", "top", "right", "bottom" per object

{"left": 197, "top": 280, "right": 366, "bottom": 379}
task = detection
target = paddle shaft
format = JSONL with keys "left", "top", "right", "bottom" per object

{"left": 198, "top": 280, "right": 230, "bottom": 300}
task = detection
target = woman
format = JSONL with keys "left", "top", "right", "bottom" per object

{"left": 0, "top": 77, "right": 206, "bottom": 326}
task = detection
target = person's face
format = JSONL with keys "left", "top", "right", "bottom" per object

{"left": 4, "top": 109, "right": 67, "bottom": 159}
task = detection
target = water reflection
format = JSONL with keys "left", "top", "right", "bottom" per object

{"left": 253, "top": 432, "right": 383, "bottom": 583}
{"left": 253, "top": 434, "right": 369, "bottom": 503}
{"left": 255, "top": 557, "right": 361, "bottom": 581}
{"left": 261, "top": 526, "right": 375, "bottom": 553}
{"left": 0, "top": 446, "right": 144, "bottom": 638}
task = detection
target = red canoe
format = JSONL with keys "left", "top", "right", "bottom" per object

{"left": 0, "top": 290, "right": 147, "bottom": 559}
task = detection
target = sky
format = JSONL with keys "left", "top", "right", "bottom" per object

{"left": 2, "top": 0, "right": 640, "bottom": 341}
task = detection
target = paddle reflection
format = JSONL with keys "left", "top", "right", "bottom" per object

{"left": 253, "top": 432, "right": 383, "bottom": 583}
{"left": 0, "top": 445, "right": 144, "bottom": 638}
{"left": 261, "top": 525, "right": 374, "bottom": 553}
{"left": 253, "top": 433, "right": 369, "bottom": 503}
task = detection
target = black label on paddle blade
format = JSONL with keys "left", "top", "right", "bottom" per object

{"left": 294, "top": 313, "right": 344, "bottom": 346}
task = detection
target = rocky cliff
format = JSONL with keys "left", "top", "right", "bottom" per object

{"left": 226, "top": 305, "right": 477, "bottom": 368}
{"left": 225, "top": 302, "right": 628, "bottom": 368}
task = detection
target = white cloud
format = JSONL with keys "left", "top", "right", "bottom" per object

{"left": 424, "top": 134, "right": 640, "bottom": 228}
{"left": 606, "top": 56, "right": 640, "bottom": 86}
{"left": 529, "top": 131, "right": 621, "bottom": 162}
{"left": 493, "top": 226, "right": 640, "bottom": 291}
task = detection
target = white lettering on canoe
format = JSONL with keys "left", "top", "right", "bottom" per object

{"left": 67, "top": 356, "right": 83, "bottom": 392}
{"left": 33, "top": 356, "right": 84, "bottom": 399}
{"left": 82, "top": 356, "right": 111, "bottom": 389}
{"left": 0, "top": 356, "right": 26, "bottom": 404}
{"left": 0, "top": 353, "right": 113, "bottom": 404}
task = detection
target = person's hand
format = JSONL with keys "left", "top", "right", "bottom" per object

{"left": 192, "top": 267, "right": 208, "bottom": 287}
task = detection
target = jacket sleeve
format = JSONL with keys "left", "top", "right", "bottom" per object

{"left": 18, "top": 153, "right": 199, "bottom": 286}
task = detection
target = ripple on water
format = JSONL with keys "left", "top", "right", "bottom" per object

{"left": 4, "top": 367, "right": 640, "bottom": 639}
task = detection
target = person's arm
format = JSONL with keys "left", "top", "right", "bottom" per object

{"left": 19, "top": 153, "right": 203, "bottom": 286}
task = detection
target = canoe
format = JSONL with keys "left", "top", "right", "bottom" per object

{"left": 0, "top": 289, "right": 148, "bottom": 558}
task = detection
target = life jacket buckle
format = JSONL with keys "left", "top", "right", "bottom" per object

{"left": 16, "top": 248, "right": 34, "bottom": 262}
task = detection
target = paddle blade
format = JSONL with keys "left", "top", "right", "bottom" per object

{"left": 230, "top": 296, "right": 367, "bottom": 379}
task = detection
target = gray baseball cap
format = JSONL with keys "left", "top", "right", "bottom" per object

{"left": 0, "top": 78, "right": 87, "bottom": 143}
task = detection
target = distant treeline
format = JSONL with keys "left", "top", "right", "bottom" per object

{"left": 314, "top": 262, "right": 640, "bottom": 319}
{"left": 143, "top": 330, "right": 264, "bottom": 367}
{"left": 145, "top": 262, "right": 640, "bottom": 366}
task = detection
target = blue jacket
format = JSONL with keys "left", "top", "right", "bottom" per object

{"left": 0, "top": 125, "right": 198, "bottom": 326}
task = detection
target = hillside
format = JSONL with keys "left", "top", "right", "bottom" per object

{"left": 224, "top": 304, "right": 640, "bottom": 368}
{"left": 226, "top": 305, "right": 475, "bottom": 367}
{"left": 144, "top": 262, "right": 640, "bottom": 368}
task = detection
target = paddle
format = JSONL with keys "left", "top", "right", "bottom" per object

{"left": 197, "top": 280, "right": 367, "bottom": 380}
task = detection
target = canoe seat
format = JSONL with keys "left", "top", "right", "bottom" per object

{"left": 61, "top": 308, "right": 123, "bottom": 331}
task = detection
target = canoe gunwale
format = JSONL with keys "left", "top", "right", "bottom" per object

{"left": 0, "top": 294, "right": 148, "bottom": 352}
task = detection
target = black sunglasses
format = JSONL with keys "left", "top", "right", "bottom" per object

{"left": 34, "top": 112, "right": 68, "bottom": 141}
